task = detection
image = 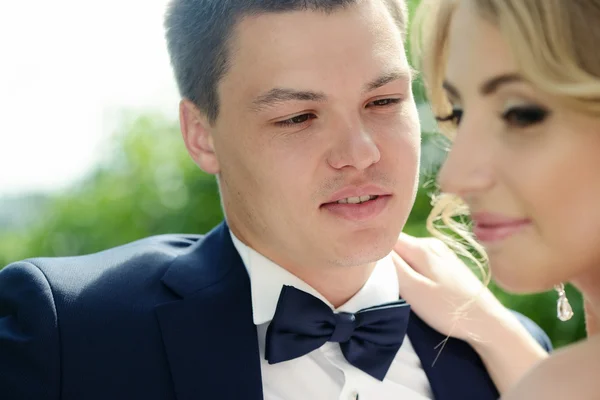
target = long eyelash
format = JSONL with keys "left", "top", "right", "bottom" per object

{"left": 435, "top": 114, "right": 455, "bottom": 122}
{"left": 435, "top": 109, "right": 462, "bottom": 123}
{"left": 501, "top": 106, "right": 549, "bottom": 126}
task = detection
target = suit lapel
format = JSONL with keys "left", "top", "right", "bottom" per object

{"left": 155, "top": 222, "right": 499, "bottom": 400}
{"left": 407, "top": 313, "right": 499, "bottom": 400}
{"left": 155, "top": 222, "right": 263, "bottom": 400}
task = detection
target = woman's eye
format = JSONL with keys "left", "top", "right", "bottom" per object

{"left": 502, "top": 106, "right": 549, "bottom": 128}
{"left": 436, "top": 108, "right": 463, "bottom": 126}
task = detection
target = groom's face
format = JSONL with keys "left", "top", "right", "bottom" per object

{"left": 208, "top": 0, "right": 420, "bottom": 270}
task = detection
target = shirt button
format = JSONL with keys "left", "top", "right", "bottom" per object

{"left": 350, "top": 391, "right": 359, "bottom": 400}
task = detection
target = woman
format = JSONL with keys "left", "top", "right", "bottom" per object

{"left": 393, "top": 0, "right": 600, "bottom": 398}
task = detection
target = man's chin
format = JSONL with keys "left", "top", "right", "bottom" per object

{"left": 330, "top": 238, "right": 396, "bottom": 268}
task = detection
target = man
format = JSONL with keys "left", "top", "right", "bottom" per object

{"left": 0, "top": 0, "right": 550, "bottom": 399}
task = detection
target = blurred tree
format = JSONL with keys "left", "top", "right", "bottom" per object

{"left": 406, "top": 0, "right": 428, "bottom": 104}
{"left": 0, "top": 113, "right": 222, "bottom": 264}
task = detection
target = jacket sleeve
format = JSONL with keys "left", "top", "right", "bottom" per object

{"left": 0, "top": 261, "right": 61, "bottom": 400}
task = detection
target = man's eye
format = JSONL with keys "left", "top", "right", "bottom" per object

{"left": 368, "top": 98, "right": 401, "bottom": 107}
{"left": 276, "top": 113, "right": 316, "bottom": 127}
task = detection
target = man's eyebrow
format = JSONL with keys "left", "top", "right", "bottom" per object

{"left": 250, "top": 88, "right": 327, "bottom": 112}
{"left": 249, "top": 69, "right": 412, "bottom": 112}
{"left": 364, "top": 69, "right": 412, "bottom": 92}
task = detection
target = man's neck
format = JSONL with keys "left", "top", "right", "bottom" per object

{"left": 283, "top": 262, "right": 378, "bottom": 308}
{"left": 227, "top": 223, "right": 381, "bottom": 308}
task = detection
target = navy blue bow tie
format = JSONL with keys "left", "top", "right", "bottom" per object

{"left": 265, "top": 285, "right": 411, "bottom": 381}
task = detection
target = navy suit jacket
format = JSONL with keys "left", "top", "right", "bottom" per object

{"left": 0, "top": 222, "right": 551, "bottom": 399}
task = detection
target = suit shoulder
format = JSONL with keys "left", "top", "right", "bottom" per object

{"left": 28, "top": 233, "right": 203, "bottom": 266}
{"left": 1, "top": 233, "right": 207, "bottom": 293}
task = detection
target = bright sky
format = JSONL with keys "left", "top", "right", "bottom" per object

{"left": 0, "top": 0, "right": 179, "bottom": 196}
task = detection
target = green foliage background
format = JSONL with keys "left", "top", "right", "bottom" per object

{"left": 0, "top": 0, "right": 585, "bottom": 349}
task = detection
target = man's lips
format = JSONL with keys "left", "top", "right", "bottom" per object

{"left": 322, "top": 184, "right": 392, "bottom": 205}
{"left": 320, "top": 194, "right": 391, "bottom": 222}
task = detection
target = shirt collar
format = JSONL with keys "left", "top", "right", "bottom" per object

{"left": 230, "top": 231, "right": 400, "bottom": 325}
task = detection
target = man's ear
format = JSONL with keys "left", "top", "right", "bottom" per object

{"left": 179, "top": 99, "right": 220, "bottom": 174}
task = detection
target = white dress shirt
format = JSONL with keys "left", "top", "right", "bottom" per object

{"left": 230, "top": 232, "right": 433, "bottom": 400}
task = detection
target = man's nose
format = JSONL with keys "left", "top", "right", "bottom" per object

{"left": 327, "top": 123, "right": 381, "bottom": 171}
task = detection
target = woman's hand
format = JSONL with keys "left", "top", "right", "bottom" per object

{"left": 392, "top": 232, "right": 506, "bottom": 343}
{"left": 393, "top": 233, "right": 548, "bottom": 394}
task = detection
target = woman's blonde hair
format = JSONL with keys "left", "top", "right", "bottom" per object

{"left": 410, "top": 0, "right": 600, "bottom": 284}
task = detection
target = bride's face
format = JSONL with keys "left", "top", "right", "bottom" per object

{"left": 437, "top": 1, "right": 600, "bottom": 293}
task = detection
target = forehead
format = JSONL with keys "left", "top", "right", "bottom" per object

{"left": 218, "top": 1, "right": 409, "bottom": 102}
{"left": 446, "top": 2, "right": 518, "bottom": 91}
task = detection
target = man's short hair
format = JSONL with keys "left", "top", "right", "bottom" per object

{"left": 164, "top": 0, "right": 408, "bottom": 123}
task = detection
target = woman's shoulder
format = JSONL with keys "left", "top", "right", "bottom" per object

{"left": 502, "top": 335, "right": 600, "bottom": 399}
